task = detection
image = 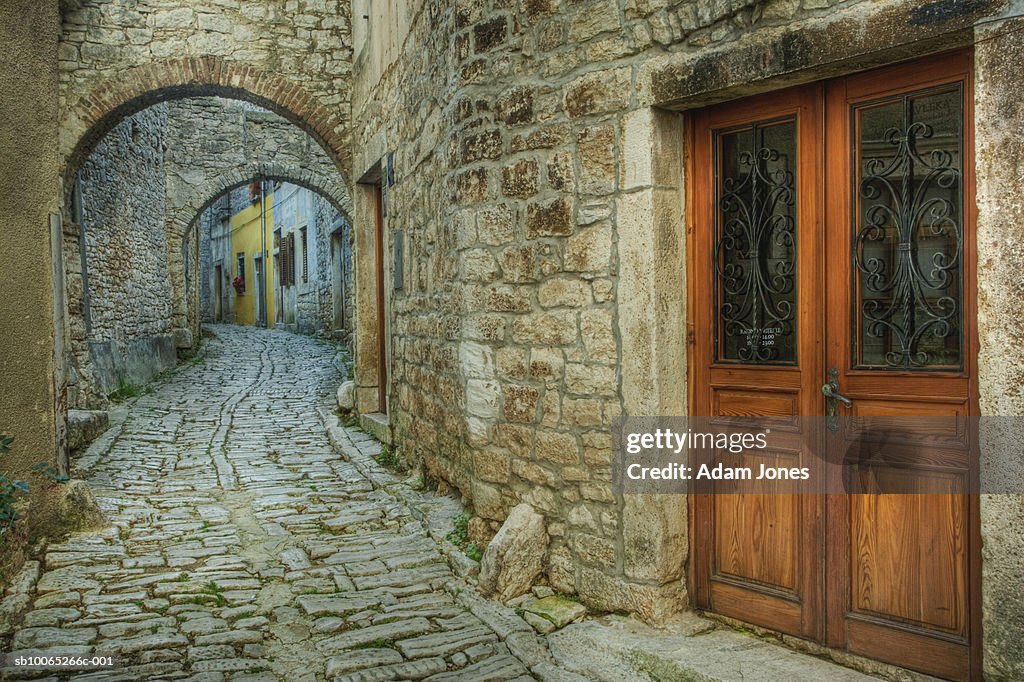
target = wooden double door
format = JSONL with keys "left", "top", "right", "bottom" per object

{"left": 689, "top": 52, "right": 978, "bottom": 680}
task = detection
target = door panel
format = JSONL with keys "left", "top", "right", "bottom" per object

{"left": 691, "top": 51, "right": 977, "bottom": 681}
{"left": 691, "top": 84, "right": 825, "bottom": 642}
{"left": 824, "top": 51, "right": 976, "bottom": 680}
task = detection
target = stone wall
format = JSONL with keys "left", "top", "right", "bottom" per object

{"left": 198, "top": 195, "right": 235, "bottom": 324}
{"left": 67, "top": 104, "right": 176, "bottom": 406}
{"left": 59, "top": 0, "right": 353, "bottom": 177}
{"left": 350, "top": 0, "right": 1024, "bottom": 648}
{"left": 314, "top": 193, "right": 353, "bottom": 336}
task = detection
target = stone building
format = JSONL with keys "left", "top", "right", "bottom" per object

{"left": 2, "top": 0, "right": 1024, "bottom": 680}
{"left": 345, "top": 1, "right": 1024, "bottom": 680}
{"left": 271, "top": 182, "right": 352, "bottom": 335}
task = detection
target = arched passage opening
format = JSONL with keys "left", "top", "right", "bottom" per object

{"left": 178, "top": 172, "right": 354, "bottom": 343}
{"left": 60, "top": 83, "right": 378, "bottom": 419}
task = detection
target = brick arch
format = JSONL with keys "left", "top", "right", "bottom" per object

{"left": 171, "top": 161, "right": 353, "bottom": 238}
{"left": 62, "top": 56, "right": 351, "bottom": 188}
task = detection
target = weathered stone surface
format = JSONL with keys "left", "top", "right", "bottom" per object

{"left": 479, "top": 503, "right": 547, "bottom": 602}
{"left": 337, "top": 381, "right": 356, "bottom": 412}
{"left": 67, "top": 410, "right": 109, "bottom": 451}
{"left": 524, "top": 596, "right": 587, "bottom": 629}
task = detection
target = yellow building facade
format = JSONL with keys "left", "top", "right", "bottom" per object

{"left": 230, "top": 192, "right": 275, "bottom": 328}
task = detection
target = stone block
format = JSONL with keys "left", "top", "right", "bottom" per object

{"left": 466, "top": 379, "right": 501, "bottom": 419}
{"left": 565, "top": 363, "right": 616, "bottom": 395}
{"left": 502, "top": 158, "right": 539, "bottom": 198}
{"left": 535, "top": 430, "right": 578, "bottom": 465}
{"left": 580, "top": 308, "right": 617, "bottom": 361}
{"left": 479, "top": 503, "right": 548, "bottom": 601}
{"left": 460, "top": 341, "right": 495, "bottom": 379}
{"left": 578, "top": 124, "right": 616, "bottom": 195}
{"left": 496, "top": 347, "right": 529, "bottom": 381}
{"left": 529, "top": 347, "right": 564, "bottom": 382}
{"left": 67, "top": 409, "right": 109, "bottom": 451}
{"left": 487, "top": 285, "right": 532, "bottom": 313}
{"left": 526, "top": 197, "right": 574, "bottom": 238}
{"left": 451, "top": 167, "right": 489, "bottom": 204}
{"left": 461, "top": 129, "right": 503, "bottom": 163}
{"left": 512, "top": 312, "right": 577, "bottom": 346}
{"left": 477, "top": 204, "right": 515, "bottom": 245}
{"left": 538, "top": 277, "right": 590, "bottom": 308}
{"left": 524, "top": 595, "right": 587, "bottom": 629}
{"left": 547, "top": 150, "right": 576, "bottom": 190}
{"left": 462, "top": 248, "right": 500, "bottom": 282}
{"left": 564, "top": 68, "right": 631, "bottom": 117}
{"left": 474, "top": 16, "right": 508, "bottom": 52}
{"left": 565, "top": 222, "right": 612, "bottom": 272}
{"left": 500, "top": 244, "right": 538, "bottom": 283}
{"left": 504, "top": 384, "right": 540, "bottom": 422}
{"left": 473, "top": 449, "right": 511, "bottom": 483}
{"left": 495, "top": 86, "right": 534, "bottom": 125}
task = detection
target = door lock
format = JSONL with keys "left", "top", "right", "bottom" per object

{"left": 822, "top": 367, "right": 852, "bottom": 431}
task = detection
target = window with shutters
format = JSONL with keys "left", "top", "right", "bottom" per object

{"left": 280, "top": 233, "right": 294, "bottom": 286}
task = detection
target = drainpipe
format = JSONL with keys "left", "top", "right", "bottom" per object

{"left": 259, "top": 176, "right": 268, "bottom": 328}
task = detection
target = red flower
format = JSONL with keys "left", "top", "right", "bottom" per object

{"left": 233, "top": 276, "right": 245, "bottom": 293}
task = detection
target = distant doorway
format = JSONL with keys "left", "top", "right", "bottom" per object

{"left": 254, "top": 255, "right": 266, "bottom": 327}
{"left": 331, "top": 229, "right": 347, "bottom": 332}
{"left": 214, "top": 264, "right": 223, "bottom": 321}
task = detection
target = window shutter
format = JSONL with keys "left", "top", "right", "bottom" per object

{"left": 281, "top": 235, "right": 291, "bottom": 286}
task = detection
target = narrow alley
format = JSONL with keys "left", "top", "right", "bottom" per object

{"left": 4, "top": 326, "right": 571, "bottom": 682}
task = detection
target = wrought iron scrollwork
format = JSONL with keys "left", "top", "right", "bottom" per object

{"left": 855, "top": 92, "right": 962, "bottom": 369}
{"left": 715, "top": 124, "right": 797, "bottom": 364}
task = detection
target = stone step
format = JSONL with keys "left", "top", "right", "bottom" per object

{"left": 547, "top": 615, "right": 883, "bottom": 682}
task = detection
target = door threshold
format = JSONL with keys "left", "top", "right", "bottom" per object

{"left": 359, "top": 412, "right": 390, "bottom": 444}
{"left": 548, "top": 611, "right": 935, "bottom": 682}
{"left": 702, "top": 611, "right": 947, "bottom": 682}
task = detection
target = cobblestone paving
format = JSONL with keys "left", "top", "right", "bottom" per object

{"left": 5, "top": 326, "right": 570, "bottom": 682}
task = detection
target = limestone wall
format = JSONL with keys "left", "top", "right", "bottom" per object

{"left": 350, "top": 0, "right": 1024, "bottom": 642}
{"left": 68, "top": 104, "right": 175, "bottom": 406}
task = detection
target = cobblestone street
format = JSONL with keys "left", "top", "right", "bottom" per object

{"left": 4, "top": 326, "right": 574, "bottom": 682}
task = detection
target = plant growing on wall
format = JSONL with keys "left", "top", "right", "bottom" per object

{"left": 0, "top": 434, "right": 69, "bottom": 534}
{"left": 233, "top": 276, "right": 245, "bottom": 294}
{"left": 0, "top": 435, "right": 30, "bottom": 531}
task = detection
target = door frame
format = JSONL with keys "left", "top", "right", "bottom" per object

{"left": 685, "top": 49, "right": 982, "bottom": 679}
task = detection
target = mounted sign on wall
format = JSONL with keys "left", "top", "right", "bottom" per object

{"left": 393, "top": 229, "right": 404, "bottom": 290}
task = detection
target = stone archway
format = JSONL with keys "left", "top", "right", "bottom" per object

{"left": 173, "top": 165, "right": 353, "bottom": 338}
{"left": 57, "top": 39, "right": 362, "bottom": 403}
{"left": 170, "top": 161, "right": 352, "bottom": 238}
{"left": 61, "top": 56, "right": 352, "bottom": 185}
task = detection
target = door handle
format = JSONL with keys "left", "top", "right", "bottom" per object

{"left": 822, "top": 367, "right": 851, "bottom": 432}
{"left": 821, "top": 382, "right": 852, "bottom": 407}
